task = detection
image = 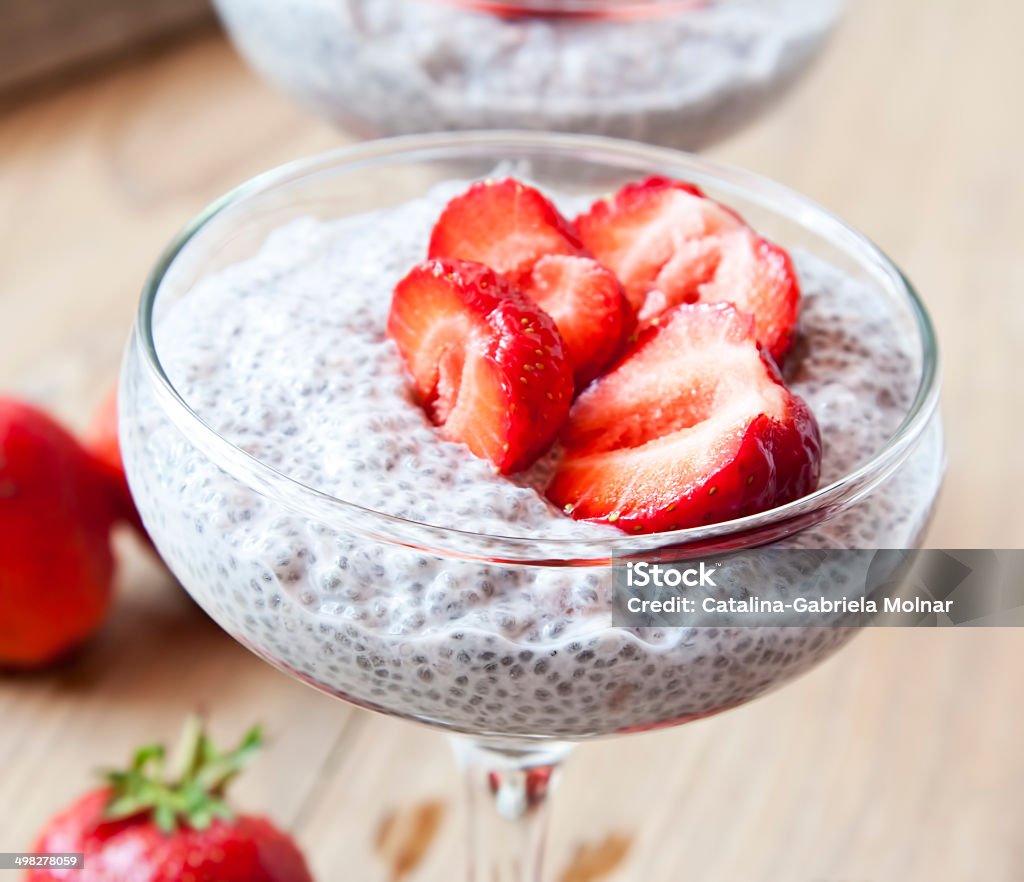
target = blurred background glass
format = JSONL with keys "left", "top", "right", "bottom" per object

{"left": 211, "top": 0, "right": 844, "bottom": 149}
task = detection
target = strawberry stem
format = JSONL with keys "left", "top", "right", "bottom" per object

{"left": 102, "top": 716, "right": 263, "bottom": 834}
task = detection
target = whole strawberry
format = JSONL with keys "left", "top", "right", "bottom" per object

{"left": 85, "top": 385, "right": 150, "bottom": 545}
{"left": 26, "top": 718, "right": 314, "bottom": 882}
{"left": 0, "top": 397, "right": 118, "bottom": 667}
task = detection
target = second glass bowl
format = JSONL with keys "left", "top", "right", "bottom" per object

{"left": 213, "top": 0, "right": 843, "bottom": 150}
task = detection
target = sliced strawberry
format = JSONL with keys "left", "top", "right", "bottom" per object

{"left": 648, "top": 229, "right": 801, "bottom": 363}
{"left": 388, "top": 258, "right": 574, "bottom": 473}
{"left": 547, "top": 303, "right": 821, "bottom": 534}
{"left": 521, "top": 255, "right": 635, "bottom": 390}
{"left": 576, "top": 176, "right": 800, "bottom": 364}
{"left": 428, "top": 178, "right": 583, "bottom": 286}
{"left": 575, "top": 176, "right": 743, "bottom": 309}
{"left": 439, "top": 0, "right": 706, "bottom": 20}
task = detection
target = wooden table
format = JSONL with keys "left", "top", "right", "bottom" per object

{"left": 1, "top": 2, "right": 1022, "bottom": 879}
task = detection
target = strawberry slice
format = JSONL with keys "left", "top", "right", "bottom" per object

{"left": 547, "top": 303, "right": 821, "bottom": 533}
{"left": 437, "top": 0, "right": 707, "bottom": 20}
{"left": 576, "top": 176, "right": 800, "bottom": 364}
{"left": 522, "top": 255, "right": 635, "bottom": 390}
{"left": 388, "top": 258, "right": 574, "bottom": 473}
{"left": 647, "top": 230, "right": 800, "bottom": 363}
{"left": 428, "top": 178, "right": 583, "bottom": 286}
{"left": 576, "top": 176, "right": 743, "bottom": 309}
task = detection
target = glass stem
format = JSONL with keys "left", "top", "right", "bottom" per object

{"left": 449, "top": 736, "right": 573, "bottom": 882}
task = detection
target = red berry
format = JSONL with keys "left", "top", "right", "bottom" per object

{"left": 439, "top": 0, "right": 708, "bottom": 20}
{"left": 86, "top": 386, "right": 151, "bottom": 545}
{"left": 546, "top": 303, "right": 821, "bottom": 534}
{"left": 522, "top": 254, "right": 635, "bottom": 390}
{"left": 388, "top": 258, "right": 574, "bottom": 473}
{"left": 576, "top": 176, "right": 799, "bottom": 364}
{"left": 576, "top": 176, "right": 743, "bottom": 308}
{"left": 27, "top": 792, "right": 312, "bottom": 882}
{"left": 25, "top": 721, "right": 313, "bottom": 882}
{"left": 428, "top": 178, "right": 583, "bottom": 286}
{"left": 642, "top": 229, "right": 800, "bottom": 364}
{"left": 0, "top": 398, "right": 116, "bottom": 668}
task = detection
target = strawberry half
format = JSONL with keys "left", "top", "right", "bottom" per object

{"left": 576, "top": 176, "right": 800, "bottom": 364}
{"left": 428, "top": 178, "right": 583, "bottom": 286}
{"left": 522, "top": 254, "right": 635, "bottom": 390}
{"left": 436, "top": 0, "right": 707, "bottom": 20}
{"left": 576, "top": 176, "right": 743, "bottom": 308}
{"left": 646, "top": 229, "right": 801, "bottom": 364}
{"left": 546, "top": 303, "right": 821, "bottom": 534}
{"left": 388, "top": 258, "right": 574, "bottom": 473}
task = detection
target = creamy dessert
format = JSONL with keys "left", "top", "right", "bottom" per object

{"left": 122, "top": 176, "right": 942, "bottom": 739}
{"left": 213, "top": 0, "right": 842, "bottom": 149}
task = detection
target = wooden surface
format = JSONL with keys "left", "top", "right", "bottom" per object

{"left": 0, "top": 0, "right": 212, "bottom": 93}
{"left": 1, "top": 2, "right": 1023, "bottom": 879}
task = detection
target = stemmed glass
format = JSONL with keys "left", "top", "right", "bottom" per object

{"left": 119, "top": 133, "right": 943, "bottom": 881}
{"left": 212, "top": 0, "right": 845, "bottom": 150}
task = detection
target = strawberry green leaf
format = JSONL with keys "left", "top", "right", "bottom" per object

{"left": 101, "top": 717, "right": 263, "bottom": 833}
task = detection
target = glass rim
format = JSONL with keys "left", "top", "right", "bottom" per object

{"left": 135, "top": 131, "right": 941, "bottom": 564}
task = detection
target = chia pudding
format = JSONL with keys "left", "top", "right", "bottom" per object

{"left": 213, "top": 0, "right": 843, "bottom": 150}
{"left": 121, "top": 180, "right": 943, "bottom": 740}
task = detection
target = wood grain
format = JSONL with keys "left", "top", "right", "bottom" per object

{"left": 1, "top": 1, "right": 1022, "bottom": 880}
{"left": 0, "top": 0, "right": 212, "bottom": 93}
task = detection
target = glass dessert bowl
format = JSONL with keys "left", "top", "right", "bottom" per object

{"left": 213, "top": 0, "right": 843, "bottom": 150}
{"left": 120, "top": 132, "right": 943, "bottom": 881}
